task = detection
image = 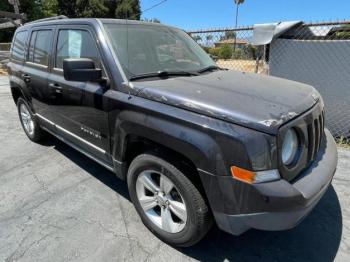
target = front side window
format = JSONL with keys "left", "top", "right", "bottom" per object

{"left": 27, "top": 30, "right": 53, "bottom": 66}
{"left": 11, "top": 31, "right": 28, "bottom": 62}
{"left": 56, "top": 29, "right": 101, "bottom": 69}
{"left": 103, "top": 23, "right": 216, "bottom": 78}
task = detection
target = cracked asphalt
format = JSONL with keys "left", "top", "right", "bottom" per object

{"left": 0, "top": 75, "right": 349, "bottom": 262}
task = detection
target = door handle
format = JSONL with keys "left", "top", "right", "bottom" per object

{"left": 49, "top": 83, "right": 63, "bottom": 94}
{"left": 21, "top": 74, "right": 31, "bottom": 83}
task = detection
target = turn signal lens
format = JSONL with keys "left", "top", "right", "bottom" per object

{"left": 230, "top": 166, "right": 281, "bottom": 184}
{"left": 230, "top": 166, "right": 256, "bottom": 184}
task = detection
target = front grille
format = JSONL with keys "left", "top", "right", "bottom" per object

{"left": 307, "top": 111, "right": 325, "bottom": 162}
{"left": 278, "top": 103, "right": 325, "bottom": 181}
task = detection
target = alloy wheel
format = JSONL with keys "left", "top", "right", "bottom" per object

{"left": 20, "top": 103, "right": 35, "bottom": 136}
{"left": 136, "top": 170, "right": 187, "bottom": 233}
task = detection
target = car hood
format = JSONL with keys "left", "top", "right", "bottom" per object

{"left": 129, "top": 70, "right": 320, "bottom": 134}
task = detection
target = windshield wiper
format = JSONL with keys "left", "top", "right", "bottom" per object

{"left": 129, "top": 70, "right": 199, "bottom": 81}
{"left": 197, "top": 65, "right": 225, "bottom": 74}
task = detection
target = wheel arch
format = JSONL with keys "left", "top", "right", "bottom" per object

{"left": 10, "top": 86, "right": 25, "bottom": 104}
{"left": 10, "top": 77, "right": 33, "bottom": 111}
{"left": 111, "top": 111, "right": 224, "bottom": 182}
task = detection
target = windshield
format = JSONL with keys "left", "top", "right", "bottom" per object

{"left": 103, "top": 23, "right": 216, "bottom": 79}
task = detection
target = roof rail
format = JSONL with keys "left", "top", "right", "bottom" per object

{"left": 25, "top": 15, "right": 68, "bottom": 25}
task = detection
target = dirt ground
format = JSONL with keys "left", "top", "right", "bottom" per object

{"left": 216, "top": 59, "right": 267, "bottom": 74}
{"left": 0, "top": 68, "right": 8, "bottom": 76}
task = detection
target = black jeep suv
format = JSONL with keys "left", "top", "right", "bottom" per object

{"left": 8, "top": 17, "right": 338, "bottom": 247}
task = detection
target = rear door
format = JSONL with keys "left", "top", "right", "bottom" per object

{"left": 47, "top": 25, "right": 111, "bottom": 163}
{"left": 21, "top": 27, "right": 55, "bottom": 122}
{"left": 8, "top": 30, "right": 29, "bottom": 100}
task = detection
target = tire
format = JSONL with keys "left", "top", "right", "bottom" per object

{"left": 127, "top": 153, "right": 213, "bottom": 247}
{"left": 17, "top": 97, "right": 45, "bottom": 143}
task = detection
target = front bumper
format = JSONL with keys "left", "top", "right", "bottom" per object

{"left": 199, "top": 129, "right": 338, "bottom": 235}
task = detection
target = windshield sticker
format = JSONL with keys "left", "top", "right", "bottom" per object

{"left": 68, "top": 30, "right": 82, "bottom": 58}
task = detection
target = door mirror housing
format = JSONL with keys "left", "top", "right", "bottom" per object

{"left": 63, "top": 58, "right": 102, "bottom": 82}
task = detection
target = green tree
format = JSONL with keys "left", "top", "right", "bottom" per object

{"left": 246, "top": 44, "right": 257, "bottom": 60}
{"left": 206, "top": 34, "right": 213, "bottom": 41}
{"left": 219, "top": 44, "right": 233, "bottom": 60}
{"left": 192, "top": 35, "right": 202, "bottom": 43}
{"left": 0, "top": 0, "right": 12, "bottom": 12}
{"left": 0, "top": 0, "right": 142, "bottom": 42}
{"left": 42, "top": 0, "right": 58, "bottom": 17}
{"left": 57, "top": 0, "right": 77, "bottom": 17}
{"left": 335, "top": 25, "right": 350, "bottom": 39}
{"left": 220, "top": 31, "right": 236, "bottom": 40}
{"left": 209, "top": 47, "right": 220, "bottom": 57}
{"left": 17, "top": 0, "right": 43, "bottom": 21}
{"left": 76, "top": 0, "right": 109, "bottom": 18}
{"left": 0, "top": 0, "right": 14, "bottom": 42}
{"left": 115, "top": 0, "right": 141, "bottom": 20}
{"left": 0, "top": 0, "right": 44, "bottom": 41}
{"left": 142, "top": 18, "right": 161, "bottom": 23}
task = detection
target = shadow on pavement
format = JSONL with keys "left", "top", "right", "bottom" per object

{"left": 43, "top": 136, "right": 342, "bottom": 262}
{"left": 41, "top": 136, "right": 130, "bottom": 200}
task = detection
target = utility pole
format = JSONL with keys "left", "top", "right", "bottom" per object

{"left": 8, "top": 0, "right": 20, "bottom": 14}
{"left": 0, "top": 0, "right": 24, "bottom": 29}
{"left": 233, "top": 0, "right": 245, "bottom": 52}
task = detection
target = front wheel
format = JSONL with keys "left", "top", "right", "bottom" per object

{"left": 127, "top": 153, "right": 212, "bottom": 247}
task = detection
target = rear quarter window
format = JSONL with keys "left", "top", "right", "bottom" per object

{"left": 11, "top": 31, "right": 28, "bottom": 62}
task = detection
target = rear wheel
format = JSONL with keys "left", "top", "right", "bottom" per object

{"left": 127, "top": 153, "right": 212, "bottom": 247}
{"left": 17, "top": 98, "right": 44, "bottom": 143}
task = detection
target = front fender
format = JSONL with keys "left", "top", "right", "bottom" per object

{"left": 112, "top": 109, "right": 224, "bottom": 174}
{"left": 106, "top": 91, "right": 275, "bottom": 179}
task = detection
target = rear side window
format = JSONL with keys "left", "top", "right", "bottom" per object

{"left": 11, "top": 31, "right": 28, "bottom": 62}
{"left": 27, "top": 30, "right": 53, "bottom": 66}
{"left": 55, "top": 29, "right": 101, "bottom": 69}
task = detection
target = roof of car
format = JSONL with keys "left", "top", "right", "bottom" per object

{"left": 20, "top": 17, "right": 174, "bottom": 30}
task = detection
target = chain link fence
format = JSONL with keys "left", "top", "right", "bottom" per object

{"left": 188, "top": 21, "right": 350, "bottom": 144}
{"left": 188, "top": 26, "right": 265, "bottom": 73}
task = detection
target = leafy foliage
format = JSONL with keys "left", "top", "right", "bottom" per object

{"left": 0, "top": 0, "right": 142, "bottom": 41}
{"left": 0, "top": 0, "right": 44, "bottom": 41}
{"left": 142, "top": 18, "right": 161, "bottom": 23}
{"left": 76, "top": 0, "right": 109, "bottom": 18}
{"left": 220, "top": 31, "right": 236, "bottom": 40}
{"left": 335, "top": 25, "right": 350, "bottom": 39}
{"left": 207, "top": 44, "right": 257, "bottom": 60}
{"left": 219, "top": 44, "right": 233, "bottom": 60}
{"left": 206, "top": 34, "right": 213, "bottom": 41}
{"left": 42, "top": 0, "right": 58, "bottom": 17}
{"left": 2, "top": 0, "right": 141, "bottom": 20}
{"left": 115, "top": 0, "right": 141, "bottom": 20}
{"left": 192, "top": 35, "right": 202, "bottom": 42}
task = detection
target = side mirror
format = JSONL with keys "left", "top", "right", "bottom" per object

{"left": 63, "top": 58, "right": 102, "bottom": 82}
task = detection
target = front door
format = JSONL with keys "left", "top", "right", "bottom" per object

{"left": 47, "top": 26, "right": 111, "bottom": 163}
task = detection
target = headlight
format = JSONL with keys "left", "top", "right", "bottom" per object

{"left": 281, "top": 129, "right": 299, "bottom": 165}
